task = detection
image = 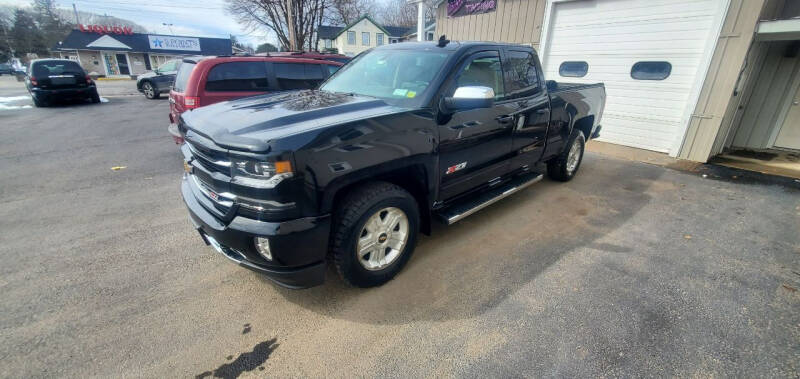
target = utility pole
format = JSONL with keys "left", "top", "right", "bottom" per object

{"left": 408, "top": 0, "right": 425, "bottom": 42}
{"left": 72, "top": 3, "right": 80, "bottom": 25}
{"left": 286, "top": 0, "right": 297, "bottom": 51}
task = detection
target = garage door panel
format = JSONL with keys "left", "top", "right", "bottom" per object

{"left": 543, "top": 0, "right": 725, "bottom": 153}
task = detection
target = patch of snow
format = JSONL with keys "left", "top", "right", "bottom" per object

{"left": 0, "top": 104, "right": 32, "bottom": 110}
{"left": 100, "top": 97, "right": 109, "bottom": 103}
{"left": 0, "top": 96, "right": 30, "bottom": 103}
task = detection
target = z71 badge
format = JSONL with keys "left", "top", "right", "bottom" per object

{"left": 446, "top": 162, "right": 467, "bottom": 175}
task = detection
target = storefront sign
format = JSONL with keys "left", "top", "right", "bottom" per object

{"left": 78, "top": 24, "right": 134, "bottom": 35}
{"left": 447, "top": 0, "right": 496, "bottom": 17}
{"left": 147, "top": 35, "right": 201, "bottom": 52}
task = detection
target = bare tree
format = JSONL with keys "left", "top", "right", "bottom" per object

{"left": 328, "top": 0, "right": 377, "bottom": 25}
{"left": 379, "top": 0, "right": 435, "bottom": 27}
{"left": 227, "top": 0, "right": 328, "bottom": 51}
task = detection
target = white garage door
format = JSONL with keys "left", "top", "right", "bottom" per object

{"left": 541, "top": 0, "right": 727, "bottom": 153}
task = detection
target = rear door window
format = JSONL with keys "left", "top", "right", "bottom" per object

{"left": 504, "top": 50, "right": 540, "bottom": 99}
{"left": 274, "top": 63, "right": 325, "bottom": 90}
{"left": 173, "top": 62, "right": 195, "bottom": 92}
{"left": 205, "top": 61, "right": 269, "bottom": 92}
{"left": 33, "top": 61, "right": 84, "bottom": 77}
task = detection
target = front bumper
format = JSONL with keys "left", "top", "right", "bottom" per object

{"left": 181, "top": 177, "right": 331, "bottom": 288}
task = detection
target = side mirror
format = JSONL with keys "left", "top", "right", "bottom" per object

{"left": 443, "top": 86, "right": 495, "bottom": 112}
{"left": 546, "top": 80, "right": 558, "bottom": 91}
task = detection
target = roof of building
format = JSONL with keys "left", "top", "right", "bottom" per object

{"left": 383, "top": 25, "right": 414, "bottom": 37}
{"left": 318, "top": 25, "right": 343, "bottom": 40}
{"left": 53, "top": 29, "right": 232, "bottom": 56}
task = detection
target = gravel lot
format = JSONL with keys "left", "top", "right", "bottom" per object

{"left": 1, "top": 77, "right": 798, "bottom": 377}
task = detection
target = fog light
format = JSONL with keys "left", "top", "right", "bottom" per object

{"left": 254, "top": 237, "right": 272, "bottom": 261}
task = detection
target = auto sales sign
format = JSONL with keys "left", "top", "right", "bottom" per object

{"left": 147, "top": 35, "right": 201, "bottom": 52}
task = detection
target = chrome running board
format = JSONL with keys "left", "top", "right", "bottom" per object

{"left": 435, "top": 172, "right": 543, "bottom": 225}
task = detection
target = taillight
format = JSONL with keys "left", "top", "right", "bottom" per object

{"left": 85, "top": 75, "right": 92, "bottom": 84}
{"left": 184, "top": 96, "right": 199, "bottom": 109}
{"left": 30, "top": 76, "right": 38, "bottom": 86}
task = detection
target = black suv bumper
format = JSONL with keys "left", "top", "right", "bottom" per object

{"left": 181, "top": 177, "right": 330, "bottom": 288}
{"left": 31, "top": 86, "right": 96, "bottom": 101}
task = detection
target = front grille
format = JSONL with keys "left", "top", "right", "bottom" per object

{"left": 186, "top": 141, "right": 231, "bottom": 175}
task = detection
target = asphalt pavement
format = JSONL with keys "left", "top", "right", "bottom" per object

{"left": 0, "top": 77, "right": 798, "bottom": 377}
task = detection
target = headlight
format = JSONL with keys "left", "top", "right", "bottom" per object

{"left": 231, "top": 159, "right": 293, "bottom": 188}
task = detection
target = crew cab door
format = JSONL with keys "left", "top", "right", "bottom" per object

{"left": 437, "top": 50, "right": 515, "bottom": 201}
{"left": 503, "top": 49, "right": 551, "bottom": 169}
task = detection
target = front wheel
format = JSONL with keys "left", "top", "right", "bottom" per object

{"left": 141, "top": 81, "right": 159, "bottom": 99}
{"left": 547, "top": 129, "right": 586, "bottom": 182}
{"left": 330, "top": 182, "right": 419, "bottom": 287}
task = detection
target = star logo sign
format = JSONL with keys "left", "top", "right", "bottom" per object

{"left": 153, "top": 38, "right": 163, "bottom": 47}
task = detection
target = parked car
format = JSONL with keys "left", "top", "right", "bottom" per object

{"left": 136, "top": 59, "right": 180, "bottom": 99}
{"left": 0, "top": 63, "right": 14, "bottom": 75}
{"left": 177, "top": 41, "right": 606, "bottom": 289}
{"left": 25, "top": 59, "right": 99, "bottom": 107}
{"left": 167, "top": 55, "right": 343, "bottom": 143}
{"left": 262, "top": 51, "right": 351, "bottom": 64}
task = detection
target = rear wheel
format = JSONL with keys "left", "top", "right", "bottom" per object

{"left": 547, "top": 129, "right": 586, "bottom": 182}
{"left": 32, "top": 95, "right": 46, "bottom": 107}
{"left": 330, "top": 182, "right": 419, "bottom": 287}
{"left": 90, "top": 89, "right": 101, "bottom": 104}
{"left": 142, "top": 81, "right": 159, "bottom": 99}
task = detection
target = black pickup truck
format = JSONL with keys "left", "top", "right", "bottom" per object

{"left": 178, "top": 40, "right": 605, "bottom": 288}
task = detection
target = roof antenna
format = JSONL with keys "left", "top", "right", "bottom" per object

{"left": 437, "top": 35, "right": 450, "bottom": 48}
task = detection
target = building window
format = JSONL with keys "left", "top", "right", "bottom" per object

{"left": 559, "top": 61, "right": 588, "bottom": 78}
{"left": 347, "top": 31, "right": 356, "bottom": 45}
{"left": 376, "top": 33, "right": 384, "bottom": 46}
{"left": 362, "top": 32, "right": 370, "bottom": 46}
{"left": 631, "top": 61, "right": 671, "bottom": 80}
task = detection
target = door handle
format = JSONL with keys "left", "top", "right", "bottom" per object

{"left": 495, "top": 115, "right": 514, "bottom": 124}
{"left": 535, "top": 109, "right": 549, "bottom": 115}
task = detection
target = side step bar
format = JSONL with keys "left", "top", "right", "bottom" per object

{"left": 435, "top": 171, "right": 543, "bottom": 225}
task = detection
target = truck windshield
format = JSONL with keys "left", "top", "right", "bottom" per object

{"left": 320, "top": 49, "right": 449, "bottom": 107}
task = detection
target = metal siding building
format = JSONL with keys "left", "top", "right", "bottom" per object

{"left": 436, "top": 0, "right": 800, "bottom": 162}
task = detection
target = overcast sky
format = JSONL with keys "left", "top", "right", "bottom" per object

{"left": 0, "top": 0, "right": 274, "bottom": 47}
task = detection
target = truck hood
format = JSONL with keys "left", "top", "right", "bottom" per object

{"left": 180, "top": 90, "right": 408, "bottom": 152}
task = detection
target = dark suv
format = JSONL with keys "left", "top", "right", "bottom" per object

{"left": 137, "top": 59, "right": 180, "bottom": 99}
{"left": 0, "top": 63, "right": 14, "bottom": 75}
{"left": 25, "top": 59, "right": 99, "bottom": 107}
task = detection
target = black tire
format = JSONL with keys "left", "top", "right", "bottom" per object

{"left": 547, "top": 129, "right": 586, "bottom": 182}
{"left": 32, "top": 95, "right": 46, "bottom": 108}
{"left": 90, "top": 89, "right": 101, "bottom": 104}
{"left": 141, "top": 81, "right": 159, "bottom": 99}
{"left": 330, "top": 182, "right": 419, "bottom": 288}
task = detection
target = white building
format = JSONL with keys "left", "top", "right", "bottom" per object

{"left": 435, "top": 0, "right": 800, "bottom": 163}
{"left": 317, "top": 15, "right": 414, "bottom": 56}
